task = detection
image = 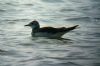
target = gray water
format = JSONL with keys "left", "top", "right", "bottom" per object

{"left": 0, "top": 0, "right": 100, "bottom": 66}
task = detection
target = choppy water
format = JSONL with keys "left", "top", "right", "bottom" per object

{"left": 0, "top": 0, "right": 100, "bottom": 66}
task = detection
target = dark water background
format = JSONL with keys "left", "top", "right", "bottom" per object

{"left": 0, "top": 0, "right": 100, "bottom": 66}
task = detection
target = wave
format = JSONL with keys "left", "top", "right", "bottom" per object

{"left": 65, "top": 17, "right": 91, "bottom": 21}
{"left": 41, "top": 0, "right": 64, "bottom": 3}
{"left": 0, "top": 9, "right": 6, "bottom": 12}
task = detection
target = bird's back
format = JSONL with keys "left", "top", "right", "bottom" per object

{"left": 32, "top": 25, "right": 78, "bottom": 38}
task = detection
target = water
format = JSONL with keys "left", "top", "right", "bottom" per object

{"left": 0, "top": 0, "right": 100, "bottom": 66}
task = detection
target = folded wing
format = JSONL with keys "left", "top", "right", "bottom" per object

{"left": 39, "top": 25, "right": 79, "bottom": 34}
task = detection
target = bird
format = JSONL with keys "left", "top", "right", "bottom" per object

{"left": 25, "top": 20, "right": 79, "bottom": 38}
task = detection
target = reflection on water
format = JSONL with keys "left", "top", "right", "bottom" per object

{"left": 0, "top": 0, "right": 100, "bottom": 66}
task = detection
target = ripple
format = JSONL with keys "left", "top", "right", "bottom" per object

{"left": 93, "top": 33, "right": 100, "bottom": 37}
{"left": 0, "top": 49, "right": 7, "bottom": 52}
{"left": 0, "top": 50, "right": 25, "bottom": 58}
{"left": 41, "top": 0, "right": 64, "bottom": 3}
{"left": 93, "top": 63, "right": 100, "bottom": 66}
{"left": 4, "top": 18, "right": 29, "bottom": 22}
{"left": 38, "top": 61, "right": 82, "bottom": 66}
{"left": 46, "top": 57, "right": 97, "bottom": 60}
{"left": 20, "top": 43, "right": 35, "bottom": 46}
{"left": 45, "top": 49, "right": 69, "bottom": 52}
{"left": 19, "top": 56, "right": 44, "bottom": 62}
{"left": 71, "top": 45, "right": 97, "bottom": 48}
{"left": 31, "top": 37, "right": 73, "bottom": 44}
{"left": 60, "top": 9, "right": 74, "bottom": 12}
{"left": 57, "top": 62, "right": 82, "bottom": 66}
{"left": 94, "top": 17, "right": 100, "bottom": 20}
{"left": 22, "top": 3, "right": 34, "bottom": 6}
{"left": 0, "top": 9, "right": 6, "bottom": 12}
{"left": 65, "top": 17, "right": 91, "bottom": 21}
{"left": 6, "top": 2, "right": 15, "bottom": 5}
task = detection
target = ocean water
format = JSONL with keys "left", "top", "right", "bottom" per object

{"left": 0, "top": 0, "right": 100, "bottom": 66}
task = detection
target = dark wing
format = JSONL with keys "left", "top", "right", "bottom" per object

{"left": 39, "top": 25, "right": 79, "bottom": 33}
{"left": 39, "top": 27, "right": 60, "bottom": 33}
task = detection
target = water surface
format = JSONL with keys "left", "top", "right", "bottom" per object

{"left": 0, "top": 0, "right": 100, "bottom": 66}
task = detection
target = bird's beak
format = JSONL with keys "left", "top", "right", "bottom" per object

{"left": 24, "top": 24, "right": 30, "bottom": 26}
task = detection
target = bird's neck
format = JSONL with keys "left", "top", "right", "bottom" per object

{"left": 31, "top": 28, "right": 38, "bottom": 36}
{"left": 32, "top": 25, "right": 40, "bottom": 33}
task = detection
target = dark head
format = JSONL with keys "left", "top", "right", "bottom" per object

{"left": 25, "top": 20, "right": 40, "bottom": 29}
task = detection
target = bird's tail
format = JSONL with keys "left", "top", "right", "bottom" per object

{"left": 65, "top": 25, "right": 79, "bottom": 32}
{"left": 52, "top": 25, "right": 79, "bottom": 38}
